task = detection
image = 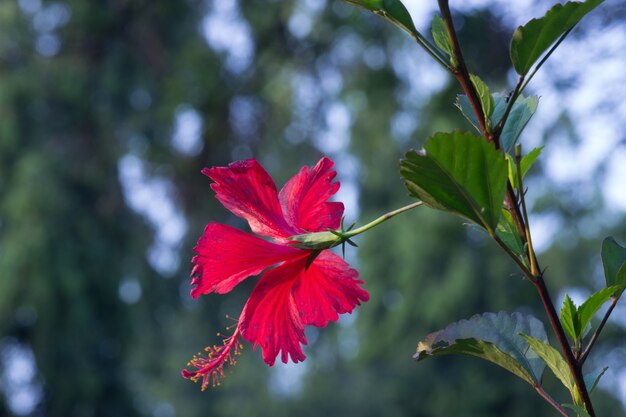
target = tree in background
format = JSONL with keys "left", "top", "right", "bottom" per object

{"left": 0, "top": 1, "right": 624, "bottom": 416}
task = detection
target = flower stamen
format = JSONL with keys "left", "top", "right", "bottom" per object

{"left": 182, "top": 325, "right": 242, "bottom": 390}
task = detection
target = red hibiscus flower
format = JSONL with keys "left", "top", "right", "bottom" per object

{"left": 182, "top": 157, "right": 369, "bottom": 389}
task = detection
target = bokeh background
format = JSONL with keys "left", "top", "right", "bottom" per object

{"left": 1, "top": 0, "right": 626, "bottom": 416}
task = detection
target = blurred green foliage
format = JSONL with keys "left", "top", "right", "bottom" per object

{"left": 0, "top": 1, "right": 624, "bottom": 416}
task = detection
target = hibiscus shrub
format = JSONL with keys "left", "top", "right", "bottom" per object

{"left": 183, "top": 1, "right": 622, "bottom": 417}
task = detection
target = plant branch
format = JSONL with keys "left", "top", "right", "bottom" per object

{"left": 505, "top": 182, "right": 528, "bottom": 245}
{"left": 383, "top": 13, "right": 453, "bottom": 71}
{"left": 579, "top": 296, "right": 619, "bottom": 365}
{"left": 408, "top": 27, "right": 452, "bottom": 68}
{"left": 515, "top": 148, "right": 539, "bottom": 275}
{"left": 492, "top": 234, "right": 533, "bottom": 279}
{"left": 406, "top": 30, "right": 455, "bottom": 72}
{"left": 535, "top": 386, "right": 571, "bottom": 417}
{"left": 434, "top": 4, "right": 595, "bottom": 414}
{"left": 504, "top": 75, "right": 597, "bottom": 417}
{"left": 533, "top": 275, "right": 596, "bottom": 417}
{"left": 436, "top": 0, "right": 493, "bottom": 142}
{"left": 342, "top": 1, "right": 454, "bottom": 72}
{"left": 436, "top": 0, "right": 534, "bottom": 246}
{"left": 437, "top": 1, "right": 530, "bottom": 242}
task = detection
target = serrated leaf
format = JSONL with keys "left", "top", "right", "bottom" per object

{"left": 578, "top": 286, "right": 619, "bottom": 334}
{"left": 344, "top": 0, "right": 418, "bottom": 36}
{"left": 510, "top": 0, "right": 604, "bottom": 76}
{"left": 432, "top": 14, "right": 454, "bottom": 58}
{"left": 415, "top": 311, "right": 547, "bottom": 386}
{"left": 601, "top": 237, "right": 626, "bottom": 291}
{"left": 506, "top": 154, "right": 518, "bottom": 188}
{"left": 506, "top": 147, "right": 543, "bottom": 190}
{"left": 456, "top": 93, "right": 538, "bottom": 153}
{"left": 497, "top": 209, "right": 525, "bottom": 256}
{"left": 521, "top": 335, "right": 575, "bottom": 392}
{"left": 562, "top": 403, "right": 591, "bottom": 417}
{"left": 455, "top": 93, "right": 487, "bottom": 132}
{"left": 470, "top": 74, "right": 494, "bottom": 120}
{"left": 560, "top": 294, "right": 580, "bottom": 341}
{"left": 499, "top": 95, "right": 539, "bottom": 153}
{"left": 585, "top": 366, "right": 608, "bottom": 394}
{"left": 521, "top": 146, "right": 543, "bottom": 177}
{"left": 400, "top": 132, "right": 507, "bottom": 232}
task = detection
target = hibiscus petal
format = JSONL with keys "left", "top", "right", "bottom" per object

{"left": 279, "top": 157, "right": 344, "bottom": 233}
{"left": 204, "top": 160, "right": 296, "bottom": 239}
{"left": 238, "top": 260, "right": 308, "bottom": 366}
{"left": 293, "top": 251, "right": 369, "bottom": 328}
{"left": 190, "top": 223, "right": 306, "bottom": 298}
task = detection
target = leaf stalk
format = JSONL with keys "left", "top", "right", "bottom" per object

{"left": 579, "top": 297, "right": 619, "bottom": 365}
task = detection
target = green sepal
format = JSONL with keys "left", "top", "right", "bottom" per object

{"left": 290, "top": 230, "right": 342, "bottom": 250}
{"left": 510, "top": 0, "right": 604, "bottom": 76}
{"left": 305, "top": 250, "right": 322, "bottom": 270}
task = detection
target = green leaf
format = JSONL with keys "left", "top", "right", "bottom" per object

{"left": 400, "top": 132, "right": 508, "bottom": 232}
{"left": 521, "top": 335, "right": 575, "bottom": 392}
{"left": 415, "top": 311, "right": 548, "bottom": 386}
{"left": 619, "top": 264, "right": 626, "bottom": 289}
{"left": 578, "top": 286, "right": 619, "bottom": 334}
{"left": 601, "top": 237, "right": 626, "bottom": 291}
{"left": 510, "top": 0, "right": 604, "bottom": 75}
{"left": 499, "top": 95, "right": 539, "bottom": 153}
{"left": 496, "top": 209, "right": 525, "bottom": 257}
{"left": 506, "top": 146, "right": 543, "bottom": 190}
{"left": 344, "top": 0, "right": 418, "bottom": 36}
{"left": 455, "top": 93, "right": 486, "bottom": 132}
{"left": 506, "top": 154, "right": 517, "bottom": 188}
{"left": 456, "top": 93, "right": 538, "bottom": 153}
{"left": 585, "top": 367, "right": 608, "bottom": 394}
{"left": 562, "top": 403, "right": 591, "bottom": 417}
{"left": 520, "top": 146, "right": 543, "bottom": 178}
{"left": 432, "top": 14, "right": 454, "bottom": 59}
{"left": 560, "top": 294, "right": 580, "bottom": 340}
{"left": 470, "top": 74, "right": 494, "bottom": 121}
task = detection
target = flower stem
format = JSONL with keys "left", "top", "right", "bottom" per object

{"left": 344, "top": 201, "right": 423, "bottom": 238}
